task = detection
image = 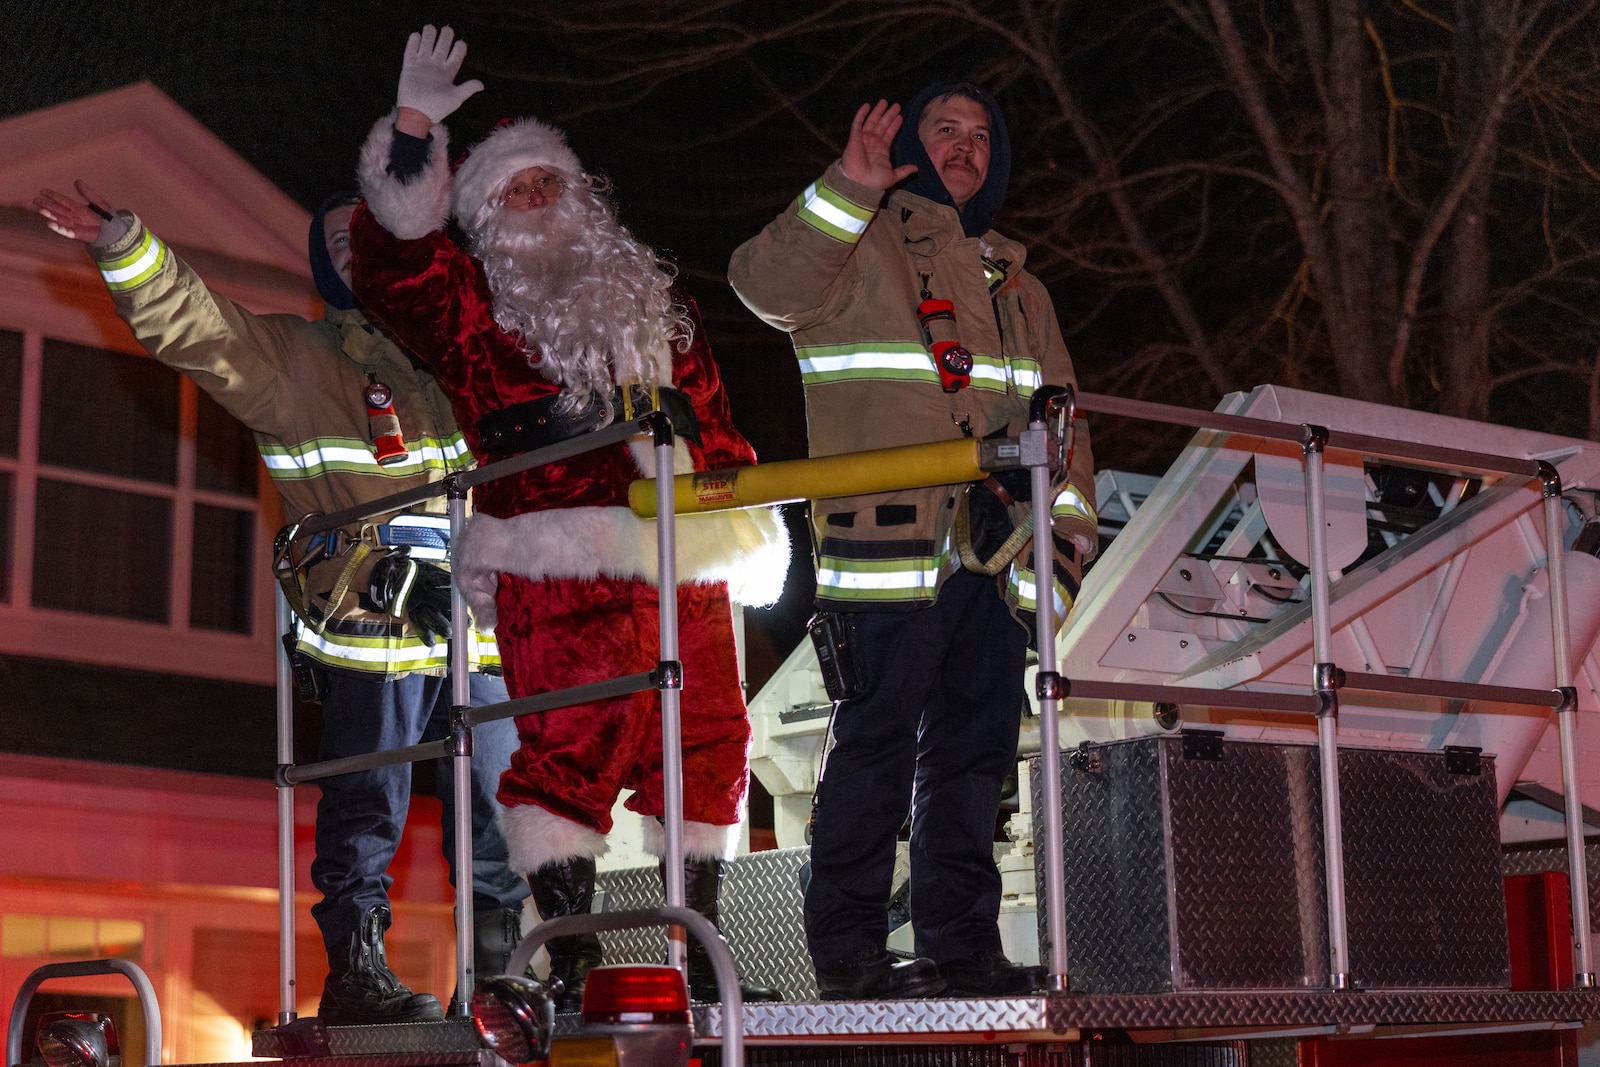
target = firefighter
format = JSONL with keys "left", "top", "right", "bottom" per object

{"left": 33, "top": 182, "right": 530, "bottom": 1025}
{"left": 728, "top": 85, "right": 1099, "bottom": 999}
{"left": 347, "top": 26, "right": 790, "bottom": 1010}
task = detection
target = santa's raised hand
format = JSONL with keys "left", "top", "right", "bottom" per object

{"left": 396, "top": 24, "right": 483, "bottom": 126}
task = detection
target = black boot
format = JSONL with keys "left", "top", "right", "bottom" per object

{"left": 474, "top": 904, "right": 527, "bottom": 978}
{"left": 670, "top": 857, "right": 784, "bottom": 1003}
{"left": 318, "top": 905, "right": 444, "bottom": 1025}
{"left": 528, "top": 857, "right": 603, "bottom": 1014}
{"left": 449, "top": 905, "right": 527, "bottom": 1015}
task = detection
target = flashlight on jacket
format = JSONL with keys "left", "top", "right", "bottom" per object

{"left": 917, "top": 298, "right": 973, "bottom": 393}
{"left": 365, "top": 380, "right": 409, "bottom": 466}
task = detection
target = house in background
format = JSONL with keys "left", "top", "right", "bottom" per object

{"left": 0, "top": 83, "right": 457, "bottom": 1064}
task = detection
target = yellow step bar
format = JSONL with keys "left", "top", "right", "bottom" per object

{"left": 628, "top": 438, "right": 988, "bottom": 518}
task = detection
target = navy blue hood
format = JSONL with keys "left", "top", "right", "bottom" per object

{"left": 308, "top": 191, "right": 361, "bottom": 311}
{"left": 891, "top": 81, "right": 1012, "bottom": 238}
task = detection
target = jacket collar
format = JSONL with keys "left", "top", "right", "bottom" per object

{"left": 889, "top": 189, "right": 1028, "bottom": 272}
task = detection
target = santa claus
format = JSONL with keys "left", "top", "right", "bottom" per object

{"left": 350, "top": 25, "right": 789, "bottom": 1009}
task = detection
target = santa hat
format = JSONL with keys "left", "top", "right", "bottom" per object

{"left": 452, "top": 117, "right": 584, "bottom": 223}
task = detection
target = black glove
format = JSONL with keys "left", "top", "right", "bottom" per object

{"left": 407, "top": 561, "right": 454, "bottom": 646}
{"left": 368, "top": 552, "right": 454, "bottom": 645}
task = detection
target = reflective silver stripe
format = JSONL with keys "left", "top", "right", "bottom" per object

{"left": 797, "top": 342, "right": 937, "bottom": 384}
{"left": 796, "top": 179, "right": 874, "bottom": 243}
{"left": 261, "top": 435, "right": 470, "bottom": 478}
{"left": 1008, "top": 562, "right": 1070, "bottom": 619}
{"left": 1009, "top": 362, "right": 1043, "bottom": 393}
{"left": 816, "top": 562, "right": 941, "bottom": 592}
{"left": 99, "top": 231, "right": 167, "bottom": 291}
{"left": 295, "top": 624, "right": 500, "bottom": 671}
{"left": 1051, "top": 486, "right": 1096, "bottom": 524}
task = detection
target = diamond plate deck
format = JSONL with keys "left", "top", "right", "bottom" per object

{"left": 667, "top": 989, "right": 1600, "bottom": 1043}
{"left": 251, "top": 1018, "right": 495, "bottom": 1061}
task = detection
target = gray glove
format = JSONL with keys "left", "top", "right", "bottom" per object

{"left": 397, "top": 24, "right": 484, "bottom": 123}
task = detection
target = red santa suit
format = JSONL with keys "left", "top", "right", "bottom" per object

{"left": 351, "top": 113, "right": 788, "bottom": 874}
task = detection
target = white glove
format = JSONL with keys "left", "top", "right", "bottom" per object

{"left": 396, "top": 24, "right": 484, "bottom": 123}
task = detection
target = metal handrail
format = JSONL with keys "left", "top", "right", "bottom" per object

{"left": 270, "top": 409, "right": 726, "bottom": 1047}
{"left": 1034, "top": 389, "right": 1592, "bottom": 990}
{"left": 6, "top": 960, "right": 163, "bottom": 1067}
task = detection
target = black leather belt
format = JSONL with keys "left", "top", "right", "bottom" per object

{"left": 477, "top": 385, "right": 701, "bottom": 458}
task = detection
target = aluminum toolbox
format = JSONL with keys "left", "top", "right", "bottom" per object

{"left": 1029, "top": 733, "right": 1510, "bottom": 993}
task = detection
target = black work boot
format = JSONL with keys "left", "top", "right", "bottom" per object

{"left": 318, "top": 905, "right": 444, "bottom": 1025}
{"left": 528, "top": 857, "right": 603, "bottom": 1014}
{"left": 814, "top": 946, "right": 947, "bottom": 1001}
{"left": 937, "top": 949, "right": 1048, "bottom": 997}
{"left": 449, "top": 904, "right": 527, "bottom": 1015}
{"left": 668, "top": 857, "right": 784, "bottom": 1003}
{"left": 474, "top": 904, "right": 527, "bottom": 978}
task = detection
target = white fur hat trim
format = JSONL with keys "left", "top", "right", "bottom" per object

{"left": 452, "top": 117, "right": 584, "bottom": 222}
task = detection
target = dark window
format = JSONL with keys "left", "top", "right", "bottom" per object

{"left": 39, "top": 340, "right": 178, "bottom": 484}
{"left": 0, "top": 330, "right": 19, "bottom": 458}
{"left": 190, "top": 504, "right": 254, "bottom": 633}
{"left": 195, "top": 389, "right": 260, "bottom": 494}
{"left": 32, "top": 479, "right": 171, "bottom": 622}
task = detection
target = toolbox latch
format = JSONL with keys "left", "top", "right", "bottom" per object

{"left": 1180, "top": 728, "right": 1225, "bottom": 761}
{"left": 1444, "top": 744, "right": 1483, "bottom": 776}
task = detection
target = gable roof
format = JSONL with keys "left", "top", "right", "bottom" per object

{"left": 0, "top": 81, "right": 312, "bottom": 277}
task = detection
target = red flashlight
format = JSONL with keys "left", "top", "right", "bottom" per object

{"left": 917, "top": 298, "right": 973, "bottom": 392}
{"left": 365, "top": 380, "right": 409, "bottom": 466}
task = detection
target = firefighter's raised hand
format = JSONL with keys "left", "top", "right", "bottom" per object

{"left": 397, "top": 24, "right": 483, "bottom": 125}
{"left": 841, "top": 100, "right": 918, "bottom": 191}
{"left": 33, "top": 180, "right": 116, "bottom": 243}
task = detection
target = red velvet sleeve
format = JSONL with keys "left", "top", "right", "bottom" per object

{"left": 348, "top": 204, "right": 499, "bottom": 382}
{"left": 673, "top": 292, "right": 758, "bottom": 473}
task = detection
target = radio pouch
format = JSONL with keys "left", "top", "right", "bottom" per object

{"left": 808, "top": 610, "right": 864, "bottom": 703}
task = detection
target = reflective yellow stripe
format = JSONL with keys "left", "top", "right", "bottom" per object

{"left": 295, "top": 624, "right": 500, "bottom": 673}
{"left": 1051, "top": 486, "right": 1098, "bottom": 527}
{"left": 797, "top": 341, "right": 937, "bottom": 385}
{"left": 798, "top": 343, "right": 1029, "bottom": 395}
{"left": 815, "top": 537, "right": 954, "bottom": 604}
{"left": 99, "top": 230, "right": 168, "bottom": 291}
{"left": 795, "top": 177, "right": 875, "bottom": 243}
{"left": 1007, "top": 561, "right": 1072, "bottom": 622}
{"left": 260, "top": 433, "right": 471, "bottom": 480}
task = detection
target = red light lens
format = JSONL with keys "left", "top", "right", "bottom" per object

{"left": 580, "top": 965, "right": 690, "bottom": 1020}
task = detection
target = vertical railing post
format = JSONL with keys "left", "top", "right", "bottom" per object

{"left": 651, "top": 415, "right": 688, "bottom": 973}
{"left": 274, "top": 590, "right": 299, "bottom": 1024}
{"left": 1025, "top": 388, "right": 1071, "bottom": 992}
{"left": 1302, "top": 424, "right": 1350, "bottom": 990}
{"left": 447, "top": 477, "right": 477, "bottom": 1013}
{"left": 1539, "top": 463, "right": 1596, "bottom": 987}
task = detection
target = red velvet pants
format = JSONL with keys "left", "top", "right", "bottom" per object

{"left": 492, "top": 573, "right": 752, "bottom": 833}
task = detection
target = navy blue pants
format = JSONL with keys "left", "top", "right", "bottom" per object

{"left": 804, "top": 567, "right": 1029, "bottom": 966}
{"left": 310, "top": 669, "right": 527, "bottom": 956}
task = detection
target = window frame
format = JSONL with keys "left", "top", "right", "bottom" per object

{"left": 0, "top": 313, "right": 278, "bottom": 685}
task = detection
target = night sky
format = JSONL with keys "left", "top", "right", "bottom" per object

{"left": 3, "top": 0, "right": 873, "bottom": 675}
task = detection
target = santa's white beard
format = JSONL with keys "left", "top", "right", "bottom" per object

{"left": 468, "top": 184, "right": 685, "bottom": 414}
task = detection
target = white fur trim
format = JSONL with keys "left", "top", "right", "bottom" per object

{"left": 629, "top": 439, "right": 696, "bottom": 477}
{"left": 499, "top": 803, "right": 609, "bottom": 875}
{"left": 453, "top": 117, "right": 584, "bottom": 223}
{"left": 641, "top": 817, "right": 741, "bottom": 862}
{"left": 357, "top": 111, "right": 453, "bottom": 241}
{"left": 454, "top": 505, "right": 790, "bottom": 628}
